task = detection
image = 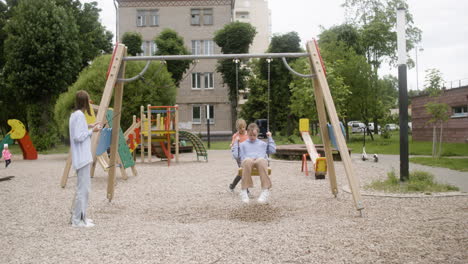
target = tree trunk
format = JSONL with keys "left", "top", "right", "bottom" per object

{"left": 432, "top": 125, "right": 436, "bottom": 158}
{"left": 437, "top": 122, "right": 443, "bottom": 158}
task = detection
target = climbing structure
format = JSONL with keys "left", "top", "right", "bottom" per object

{"left": 140, "top": 104, "right": 179, "bottom": 166}
{"left": 179, "top": 131, "right": 208, "bottom": 161}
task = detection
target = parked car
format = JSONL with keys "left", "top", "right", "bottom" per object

{"left": 347, "top": 120, "right": 361, "bottom": 126}
{"left": 367, "top": 122, "right": 381, "bottom": 132}
{"left": 254, "top": 119, "right": 268, "bottom": 138}
{"left": 384, "top": 124, "right": 399, "bottom": 131}
{"left": 351, "top": 122, "right": 366, "bottom": 133}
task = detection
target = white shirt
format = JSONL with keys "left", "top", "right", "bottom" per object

{"left": 69, "top": 110, "right": 93, "bottom": 170}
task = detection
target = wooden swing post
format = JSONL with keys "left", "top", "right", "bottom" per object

{"left": 306, "top": 40, "right": 364, "bottom": 212}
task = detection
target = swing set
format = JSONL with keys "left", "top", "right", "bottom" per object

{"left": 234, "top": 58, "right": 273, "bottom": 177}
{"left": 73, "top": 40, "right": 364, "bottom": 214}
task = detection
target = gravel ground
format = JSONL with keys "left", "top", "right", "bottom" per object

{"left": 0, "top": 150, "right": 467, "bottom": 264}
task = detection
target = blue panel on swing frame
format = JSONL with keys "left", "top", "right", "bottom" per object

{"left": 96, "top": 128, "right": 112, "bottom": 155}
{"left": 327, "top": 122, "right": 346, "bottom": 151}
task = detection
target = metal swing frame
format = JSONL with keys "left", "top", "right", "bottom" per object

{"left": 81, "top": 40, "right": 363, "bottom": 214}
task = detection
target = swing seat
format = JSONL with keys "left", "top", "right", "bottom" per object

{"left": 237, "top": 167, "right": 272, "bottom": 177}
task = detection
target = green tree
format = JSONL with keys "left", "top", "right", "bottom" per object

{"left": 423, "top": 68, "right": 444, "bottom": 96}
{"left": 70, "top": 1, "right": 113, "bottom": 68}
{"left": 154, "top": 28, "right": 191, "bottom": 86}
{"left": 288, "top": 57, "right": 350, "bottom": 122}
{"left": 318, "top": 32, "right": 374, "bottom": 139}
{"left": 262, "top": 32, "right": 302, "bottom": 134}
{"left": 214, "top": 21, "right": 256, "bottom": 132}
{"left": 423, "top": 68, "right": 448, "bottom": 158}
{"left": 3, "top": 0, "right": 81, "bottom": 150}
{"left": 122, "top": 32, "right": 143, "bottom": 56}
{"left": 0, "top": 1, "right": 7, "bottom": 69}
{"left": 343, "top": 0, "right": 422, "bottom": 136}
{"left": 54, "top": 55, "right": 176, "bottom": 139}
{"left": 425, "top": 102, "right": 450, "bottom": 158}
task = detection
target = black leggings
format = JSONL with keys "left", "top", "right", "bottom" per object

{"left": 5, "top": 159, "right": 11, "bottom": 168}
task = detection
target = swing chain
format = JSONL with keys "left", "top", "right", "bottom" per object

{"left": 234, "top": 59, "right": 240, "bottom": 111}
{"left": 266, "top": 58, "right": 272, "bottom": 132}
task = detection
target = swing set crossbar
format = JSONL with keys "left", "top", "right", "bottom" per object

{"left": 122, "top": 52, "right": 309, "bottom": 61}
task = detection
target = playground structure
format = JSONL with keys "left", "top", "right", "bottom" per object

{"left": 140, "top": 104, "right": 179, "bottom": 166}
{"left": 299, "top": 118, "right": 327, "bottom": 179}
{"left": 0, "top": 119, "right": 37, "bottom": 160}
{"left": 126, "top": 110, "right": 207, "bottom": 163}
{"left": 75, "top": 40, "right": 364, "bottom": 214}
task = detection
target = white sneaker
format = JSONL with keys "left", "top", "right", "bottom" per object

{"left": 257, "top": 189, "right": 270, "bottom": 204}
{"left": 240, "top": 189, "right": 250, "bottom": 204}
{"left": 86, "top": 218, "right": 94, "bottom": 224}
{"left": 72, "top": 220, "right": 95, "bottom": 228}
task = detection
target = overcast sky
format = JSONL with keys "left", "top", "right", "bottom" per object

{"left": 87, "top": 0, "right": 468, "bottom": 91}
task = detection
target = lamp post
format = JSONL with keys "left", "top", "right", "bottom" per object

{"left": 397, "top": 7, "right": 409, "bottom": 181}
{"left": 415, "top": 46, "right": 424, "bottom": 90}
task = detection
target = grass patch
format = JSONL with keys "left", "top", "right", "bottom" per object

{"left": 410, "top": 157, "right": 468, "bottom": 172}
{"left": 366, "top": 170, "right": 459, "bottom": 193}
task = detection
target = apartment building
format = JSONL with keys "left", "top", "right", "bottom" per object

{"left": 234, "top": 0, "right": 271, "bottom": 54}
{"left": 116, "top": 0, "right": 236, "bottom": 137}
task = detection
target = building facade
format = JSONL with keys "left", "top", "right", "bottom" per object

{"left": 116, "top": 0, "right": 235, "bottom": 137}
{"left": 234, "top": 0, "right": 271, "bottom": 54}
{"left": 411, "top": 86, "right": 468, "bottom": 143}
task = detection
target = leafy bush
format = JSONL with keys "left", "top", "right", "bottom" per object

{"left": 54, "top": 54, "right": 176, "bottom": 140}
{"left": 367, "top": 170, "right": 459, "bottom": 193}
{"left": 380, "top": 129, "right": 391, "bottom": 139}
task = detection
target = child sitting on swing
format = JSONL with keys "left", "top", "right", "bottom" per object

{"left": 232, "top": 123, "right": 276, "bottom": 204}
{"left": 229, "top": 119, "right": 248, "bottom": 191}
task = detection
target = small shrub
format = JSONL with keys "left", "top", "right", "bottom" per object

{"left": 380, "top": 129, "right": 391, "bottom": 139}
{"left": 367, "top": 170, "right": 459, "bottom": 193}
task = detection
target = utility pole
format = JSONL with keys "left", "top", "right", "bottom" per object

{"left": 415, "top": 46, "right": 424, "bottom": 90}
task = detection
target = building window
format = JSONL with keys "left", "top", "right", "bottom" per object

{"left": 137, "top": 41, "right": 157, "bottom": 56}
{"left": 150, "top": 10, "right": 159, "bottom": 26}
{"left": 192, "top": 73, "right": 201, "bottom": 89}
{"left": 137, "top": 10, "right": 146, "bottom": 27}
{"left": 206, "top": 104, "right": 215, "bottom": 124}
{"left": 149, "top": 41, "right": 157, "bottom": 55}
{"left": 192, "top": 105, "right": 201, "bottom": 124}
{"left": 452, "top": 105, "right": 468, "bottom": 118}
{"left": 137, "top": 42, "right": 146, "bottom": 56}
{"left": 204, "top": 40, "right": 214, "bottom": 55}
{"left": 203, "top": 9, "right": 213, "bottom": 25}
{"left": 236, "top": 11, "right": 249, "bottom": 19}
{"left": 191, "top": 9, "right": 200, "bottom": 25}
{"left": 191, "top": 40, "right": 201, "bottom": 55}
{"left": 191, "top": 8, "right": 213, "bottom": 26}
{"left": 204, "top": 72, "right": 214, "bottom": 89}
{"left": 192, "top": 40, "right": 214, "bottom": 55}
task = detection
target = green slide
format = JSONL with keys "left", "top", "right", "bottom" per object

{"left": 179, "top": 131, "right": 208, "bottom": 161}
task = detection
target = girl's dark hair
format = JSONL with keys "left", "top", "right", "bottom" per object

{"left": 75, "top": 90, "right": 91, "bottom": 115}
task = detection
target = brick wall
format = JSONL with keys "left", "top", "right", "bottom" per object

{"left": 412, "top": 86, "right": 468, "bottom": 143}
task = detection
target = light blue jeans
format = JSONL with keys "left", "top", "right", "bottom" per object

{"left": 72, "top": 163, "right": 91, "bottom": 225}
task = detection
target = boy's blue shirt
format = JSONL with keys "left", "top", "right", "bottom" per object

{"left": 232, "top": 137, "right": 276, "bottom": 162}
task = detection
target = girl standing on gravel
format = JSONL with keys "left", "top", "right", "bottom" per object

{"left": 69, "top": 90, "right": 101, "bottom": 228}
{"left": 2, "top": 144, "right": 12, "bottom": 168}
{"left": 229, "top": 119, "right": 249, "bottom": 191}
